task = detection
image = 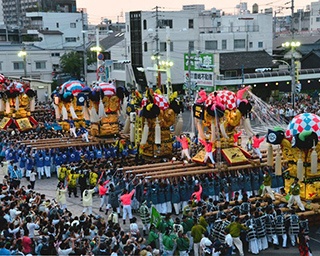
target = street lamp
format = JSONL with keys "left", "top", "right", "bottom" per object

{"left": 90, "top": 28, "right": 102, "bottom": 77}
{"left": 90, "top": 45, "right": 102, "bottom": 80}
{"left": 159, "top": 60, "right": 174, "bottom": 96}
{"left": 272, "top": 59, "right": 290, "bottom": 70}
{"left": 282, "top": 41, "right": 301, "bottom": 108}
{"left": 18, "top": 48, "right": 27, "bottom": 77}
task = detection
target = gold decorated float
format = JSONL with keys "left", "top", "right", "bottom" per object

{"left": 267, "top": 113, "right": 320, "bottom": 200}
{"left": 124, "top": 88, "right": 183, "bottom": 157}
{"left": 53, "top": 81, "right": 123, "bottom": 137}
{"left": 192, "top": 86, "right": 254, "bottom": 165}
{"left": 0, "top": 80, "right": 38, "bottom": 130}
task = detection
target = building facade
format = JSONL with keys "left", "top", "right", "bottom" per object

{"left": 24, "top": 11, "right": 88, "bottom": 49}
{"left": 124, "top": 4, "right": 273, "bottom": 88}
{"left": 2, "top": 0, "right": 76, "bottom": 27}
{"left": 0, "top": 44, "right": 65, "bottom": 80}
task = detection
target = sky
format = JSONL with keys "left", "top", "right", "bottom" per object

{"left": 76, "top": 0, "right": 310, "bottom": 24}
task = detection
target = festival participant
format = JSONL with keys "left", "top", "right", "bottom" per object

{"left": 275, "top": 209, "right": 288, "bottom": 248}
{"left": 82, "top": 187, "right": 96, "bottom": 216}
{"left": 191, "top": 182, "right": 202, "bottom": 202}
{"left": 171, "top": 181, "right": 181, "bottom": 215}
{"left": 199, "top": 138, "right": 215, "bottom": 167}
{"left": 29, "top": 168, "right": 37, "bottom": 189}
{"left": 252, "top": 134, "right": 265, "bottom": 162}
{"left": 67, "top": 170, "right": 79, "bottom": 198}
{"left": 18, "top": 151, "right": 27, "bottom": 178}
{"left": 69, "top": 119, "right": 77, "bottom": 138}
{"left": 25, "top": 154, "right": 34, "bottom": 180}
{"left": 287, "top": 177, "right": 305, "bottom": 212}
{"left": 265, "top": 207, "right": 279, "bottom": 249}
{"left": 56, "top": 182, "right": 68, "bottom": 210}
{"left": 120, "top": 187, "right": 136, "bottom": 225}
{"left": 58, "top": 164, "right": 67, "bottom": 185}
{"left": 79, "top": 125, "right": 89, "bottom": 142}
{"left": 191, "top": 219, "right": 206, "bottom": 256}
{"left": 43, "top": 149, "right": 51, "bottom": 178}
{"left": 233, "top": 129, "right": 242, "bottom": 146}
{"left": 226, "top": 217, "right": 248, "bottom": 256}
{"left": 261, "top": 169, "right": 275, "bottom": 201}
{"left": 246, "top": 136, "right": 253, "bottom": 152}
{"left": 53, "top": 152, "right": 62, "bottom": 176}
{"left": 139, "top": 200, "right": 151, "bottom": 236}
{"left": 89, "top": 170, "right": 99, "bottom": 189}
{"left": 176, "top": 230, "right": 190, "bottom": 256}
{"left": 35, "top": 151, "right": 44, "bottom": 179}
{"left": 108, "top": 183, "right": 122, "bottom": 217}
{"left": 286, "top": 210, "right": 300, "bottom": 247}
{"left": 176, "top": 134, "right": 192, "bottom": 162}
{"left": 98, "top": 179, "right": 110, "bottom": 214}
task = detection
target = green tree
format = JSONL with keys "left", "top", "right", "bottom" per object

{"left": 59, "top": 51, "right": 84, "bottom": 79}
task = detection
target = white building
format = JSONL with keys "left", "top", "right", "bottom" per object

{"left": 124, "top": 4, "right": 273, "bottom": 89}
{"left": 0, "top": 44, "right": 65, "bottom": 80}
{"left": 25, "top": 12, "right": 88, "bottom": 49}
{"left": 310, "top": 1, "right": 320, "bottom": 31}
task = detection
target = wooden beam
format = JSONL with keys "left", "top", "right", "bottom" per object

{"left": 125, "top": 163, "right": 198, "bottom": 174}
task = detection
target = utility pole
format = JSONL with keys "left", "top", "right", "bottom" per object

{"left": 188, "top": 47, "right": 195, "bottom": 136}
{"left": 290, "top": 0, "right": 295, "bottom": 108}
{"left": 81, "top": 10, "right": 87, "bottom": 84}
{"left": 153, "top": 6, "right": 161, "bottom": 88}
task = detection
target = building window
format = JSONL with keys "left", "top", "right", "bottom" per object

{"left": 35, "top": 61, "right": 46, "bottom": 69}
{"left": 225, "top": 70, "right": 237, "bottom": 78}
{"left": 222, "top": 40, "right": 227, "bottom": 50}
{"left": 258, "top": 41, "right": 263, "bottom": 48}
{"left": 113, "top": 63, "right": 125, "bottom": 70}
{"left": 70, "top": 22, "right": 76, "bottom": 28}
{"left": 65, "top": 37, "right": 77, "bottom": 42}
{"left": 188, "top": 41, "right": 194, "bottom": 51}
{"left": 249, "top": 42, "right": 253, "bottom": 48}
{"left": 56, "top": 23, "right": 59, "bottom": 28}
{"left": 13, "top": 62, "right": 24, "bottom": 70}
{"left": 52, "top": 64, "right": 59, "bottom": 70}
{"left": 143, "top": 20, "right": 147, "bottom": 30}
{"left": 234, "top": 39, "right": 245, "bottom": 49}
{"left": 160, "top": 42, "right": 173, "bottom": 52}
{"left": 205, "top": 40, "right": 218, "bottom": 50}
{"left": 188, "top": 19, "right": 194, "bottom": 29}
{"left": 144, "top": 42, "right": 148, "bottom": 52}
{"left": 159, "top": 19, "right": 173, "bottom": 28}
{"left": 51, "top": 53, "right": 60, "bottom": 57}
{"left": 0, "top": 62, "right": 2, "bottom": 71}
{"left": 316, "top": 17, "right": 320, "bottom": 22}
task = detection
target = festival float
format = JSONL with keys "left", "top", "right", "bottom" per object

{"left": 191, "top": 86, "right": 255, "bottom": 166}
{"left": 53, "top": 80, "right": 126, "bottom": 137}
{"left": 267, "top": 113, "right": 320, "bottom": 200}
{"left": 0, "top": 76, "right": 38, "bottom": 131}
{"left": 124, "top": 88, "right": 183, "bottom": 158}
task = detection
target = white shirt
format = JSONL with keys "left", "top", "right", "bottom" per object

{"left": 30, "top": 172, "right": 36, "bottom": 182}
{"left": 200, "top": 237, "right": 212, "bottom": 251}
{"left": 27, "top": 222, "right": 39, "bottom": 238}
{"left": 58, "top": 247, "right": 73, "bottom": 256}
{"left": 9, "top": 208, "right": 21, "bottom": 220}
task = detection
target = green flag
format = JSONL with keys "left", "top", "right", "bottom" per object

{"left": 150, "top": 206, "right": 161, "bottom": 228}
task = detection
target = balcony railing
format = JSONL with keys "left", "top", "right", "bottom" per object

{"left": 199, "top": 25, "right": 259, "bottom": 34}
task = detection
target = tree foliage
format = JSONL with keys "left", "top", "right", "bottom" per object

{"left": 60, "top": 51, "right": 83, "bottom": 79}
